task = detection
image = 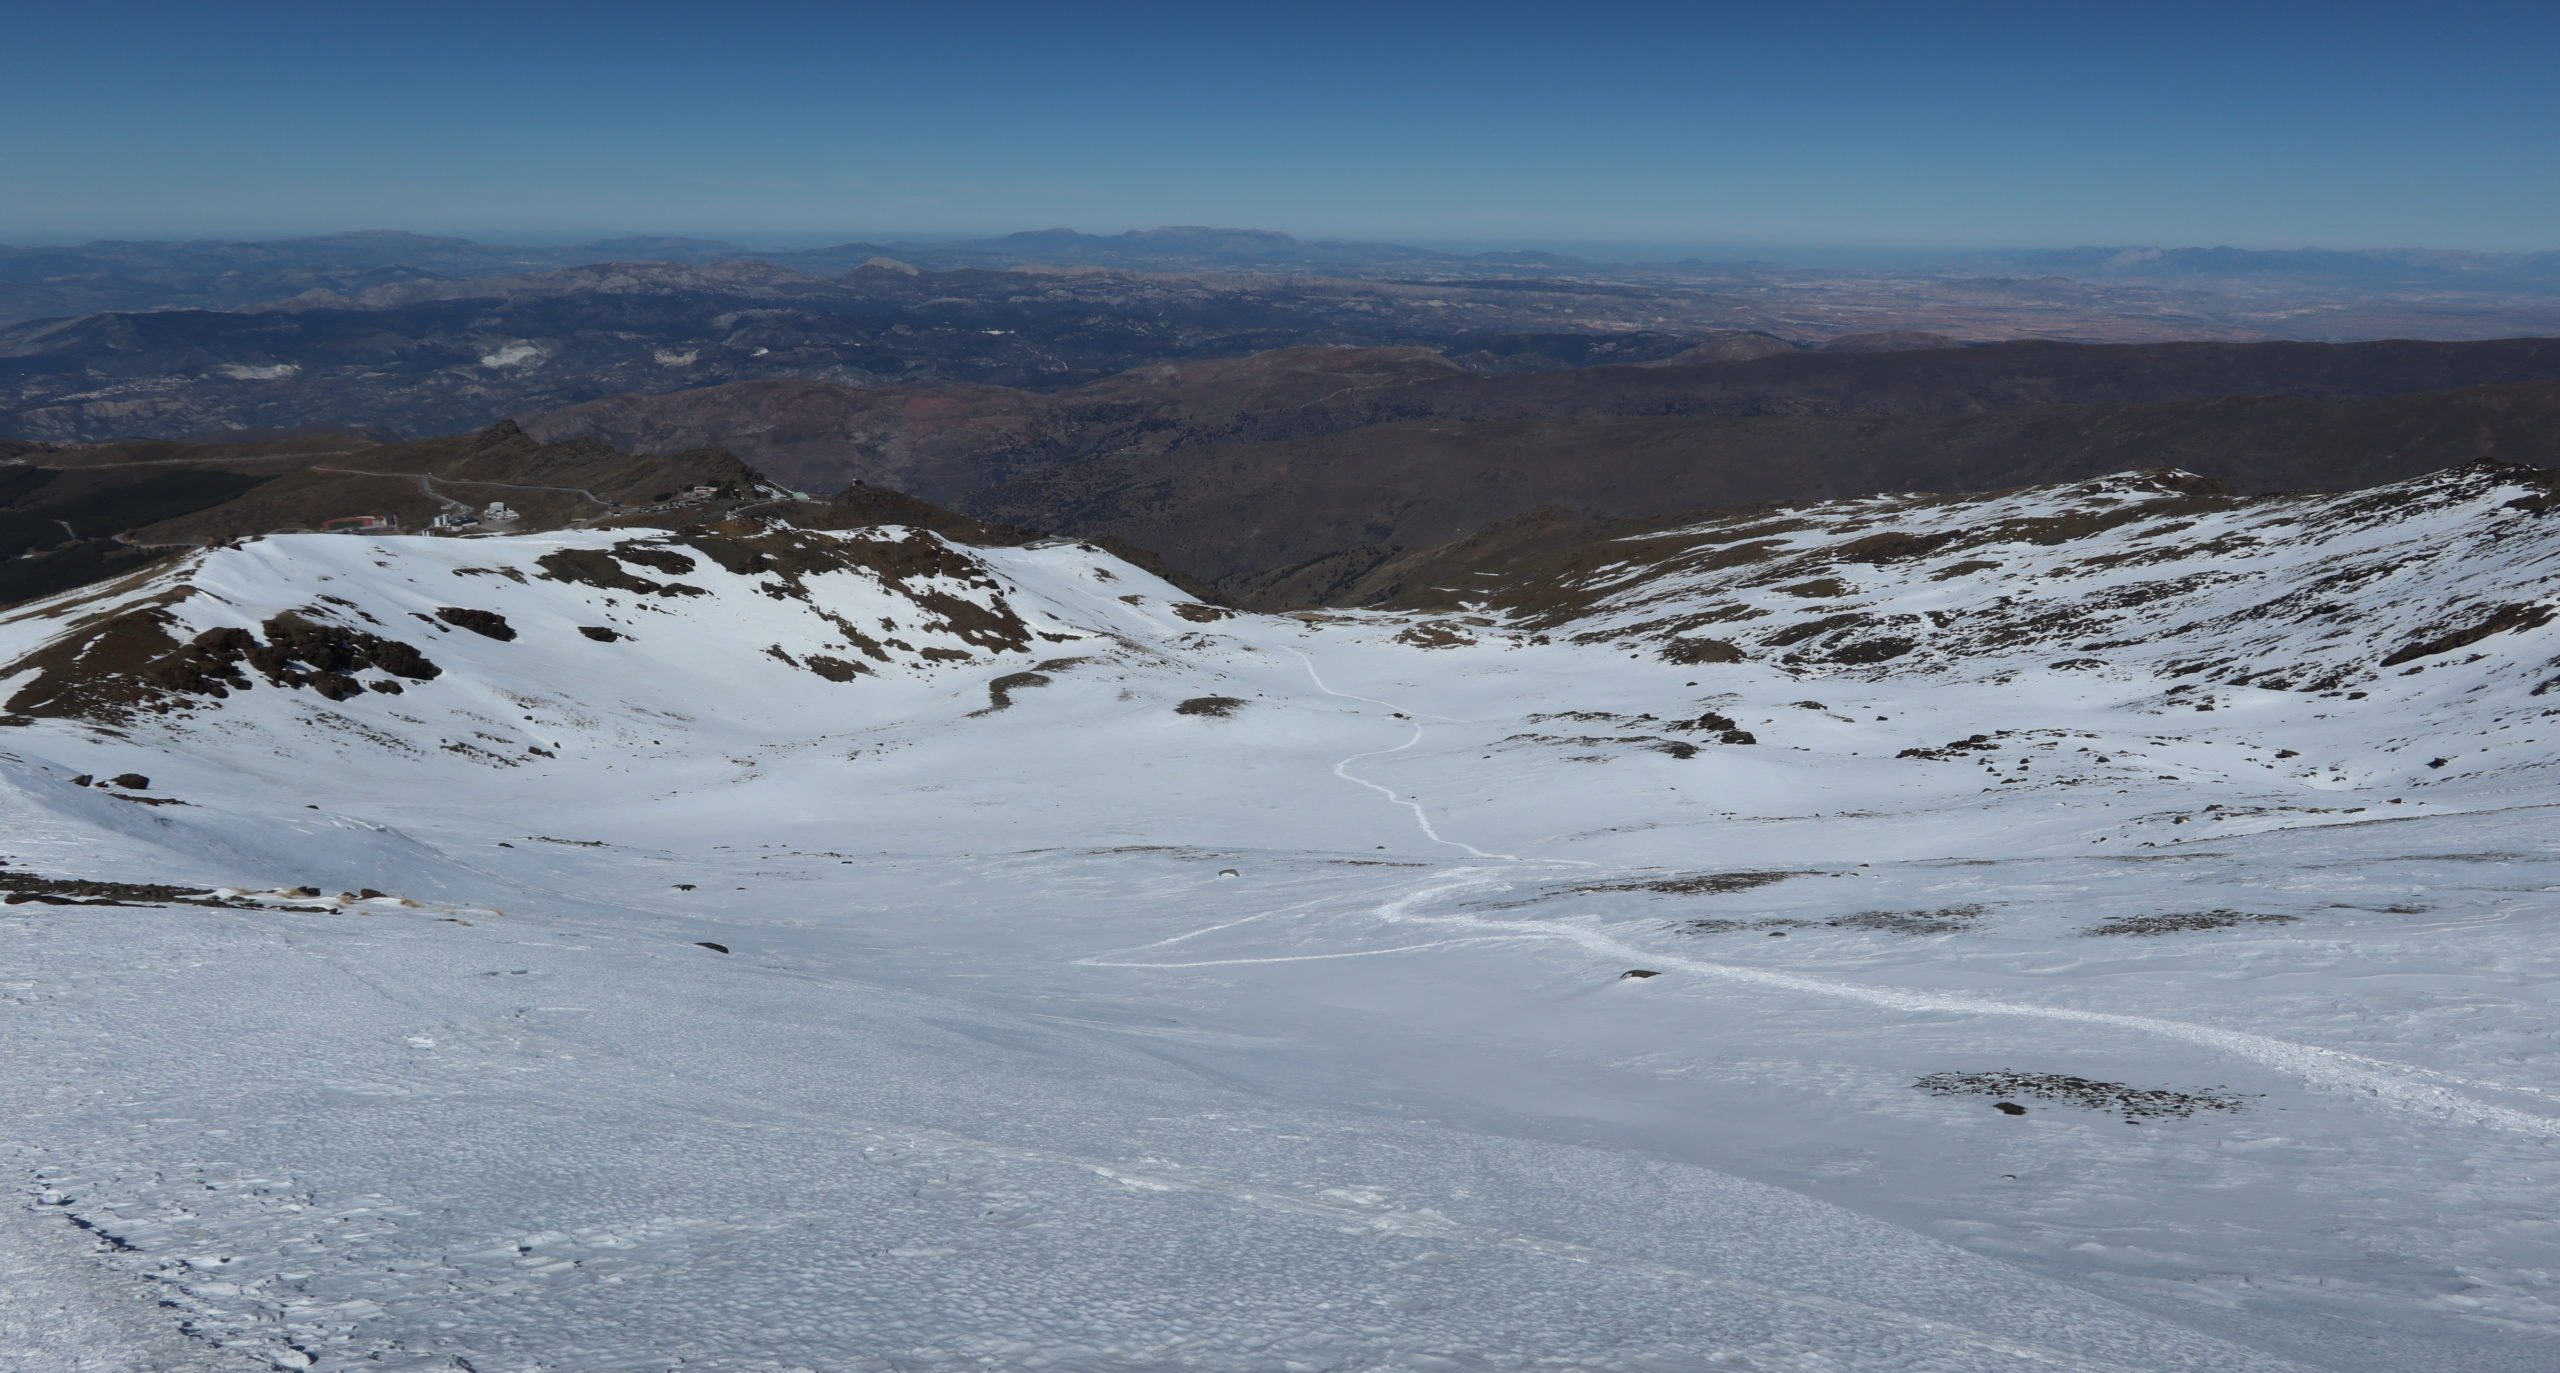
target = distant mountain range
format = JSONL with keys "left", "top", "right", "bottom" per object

{"left": 1963, "top": 244, "right": 2560, "bottom": 291}
{"left": 0, "top": 227, "right": 1610, "bottom": 324}
{"left": 12, "top": 227, "right": 2560, "bottom": 328}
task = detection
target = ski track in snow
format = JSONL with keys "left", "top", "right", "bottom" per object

{"left": 1292, "top": 647, "right": 1587, "bottom": 867}
{"left": 1262, "top": 652, "right": 2560, "bottom": 1142}
{"left": 1368, "top": 871, "right": 2560, "bottom": 1140}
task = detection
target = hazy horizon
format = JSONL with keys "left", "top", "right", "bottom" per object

{"left": 7, "top": 1, "right": 2557, "bottom": 251}
{"left": 5, "top": 225, "right": 2551, "bottom": 270}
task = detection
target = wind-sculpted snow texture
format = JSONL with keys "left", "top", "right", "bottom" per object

{"left": 4, "top": 466, "right": 2559, "bottom": 1372}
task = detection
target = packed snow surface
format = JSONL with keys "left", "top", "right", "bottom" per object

{"left": 4, "top": 466, "right": 2559, "bottom": 1371}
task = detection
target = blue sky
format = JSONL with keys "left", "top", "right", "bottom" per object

{"left": 4, "top": 1, "right": 2554, "bottom": 252}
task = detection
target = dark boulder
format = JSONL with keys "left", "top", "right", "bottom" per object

{"left": 434, "top": 607, "right": 517, "bottom": 641}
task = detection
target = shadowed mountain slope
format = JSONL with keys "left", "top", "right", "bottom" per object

{"left": 529, "top": 339, "right": 2560, "bottom": 603}
{"left": 0, "top": 424, "right": 769, "bottom": 607}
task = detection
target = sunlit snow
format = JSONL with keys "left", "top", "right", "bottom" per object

{"left": 4, "top": 468, "right": 2557, "bottom": 1371}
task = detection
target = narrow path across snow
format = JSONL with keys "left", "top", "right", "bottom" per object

{"left": 1291, "top": 647, "right": 1573, "bottom": 865}
{"left": 1366, "top": 870, "right": 2560, "bottom": 1139}
{"left": 1276, "top": 648, "right": 2560, "bottom": 1140}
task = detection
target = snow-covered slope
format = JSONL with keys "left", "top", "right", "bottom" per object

{"left": 1537, "top": 462, "right": 2560, "bottom": 695}
{"left": 4, "top": 471, "right": 2559, "bottom": 1372}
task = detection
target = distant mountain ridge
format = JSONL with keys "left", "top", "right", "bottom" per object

{"left": 0, "top": 226, "right": 1584, "bottom": 325}
{"left": 15, "top": 227, "right": 2560, "bottom": 330}
{"left": 1964, "top": 244, "right": 2560, "bottom": 292}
